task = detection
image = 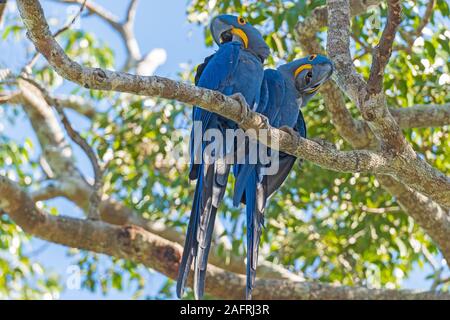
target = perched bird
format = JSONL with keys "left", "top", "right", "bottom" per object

{"left": 177, "top": 14, "right": 270, "bottom": 300}
{"left": 233, "top": 54, "right": 334, "bottom": 299}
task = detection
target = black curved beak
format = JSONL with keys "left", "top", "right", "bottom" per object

{"left": 295, "top": 62, "right": 334, "bottom": 94}
{"left": 210, "top": 16, "right": 233, "bottom": 46}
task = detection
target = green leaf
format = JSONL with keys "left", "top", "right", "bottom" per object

{"left": 424, "top": 40, "right": 436, "bottom": 59}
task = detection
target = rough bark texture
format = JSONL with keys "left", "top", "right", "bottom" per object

{"left": 326, "top": 0, "right": 450, "bottom": 208}
{"left": 367, "top": 0, "right": 402, "bottom": 93}
{"left": 327, "top": 1, "right": 450, "bottom": 261}
{"left": 15, "top": 0, "right": 450, "bottom": 208}
{"left": 379, "top": 175, "right": 450, "bottom": 259}
{"left": 0, "top": 0, "right": 447, "bottom": 300}
{"left": 297, "top": 0, "right": 450, "bottom": 265}
{"left": 1, "top": 175, "right": 448, "bottom": 300}
{"left": 17, "top": 0, "right": 392, "bottom": 175}
{"left": 389, "top": 104, "right": 450, "bottom": 129}
{"left": 16, "top": 74, "right": 302, "bottom": 282}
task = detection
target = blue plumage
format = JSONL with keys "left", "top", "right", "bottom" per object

{"left": 178, "top": 14, "right": 333, "bottom": 300}
{"left": 177, "top": 15, "right": 269, "bottom": 300}
{"left": 233, "top": 55, "right": 334, "bottom": 299}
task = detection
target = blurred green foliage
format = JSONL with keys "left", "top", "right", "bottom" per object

{"left": 0, "top": 0, "right": 448, "bottom": 298}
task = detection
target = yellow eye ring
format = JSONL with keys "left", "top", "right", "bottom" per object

{"left": 308, "top": 54, "right": 317, "bottom": 61}
{"left": 238, "top": 16, "right": 246, "bottom": 25}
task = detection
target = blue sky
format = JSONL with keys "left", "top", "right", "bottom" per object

{"left": 0, "top": 0, "right": 437, "bottom": 299}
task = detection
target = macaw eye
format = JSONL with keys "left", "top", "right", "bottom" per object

{"left": 305, "top": 71, "right": 313, "bottom": 85}
{"left": 238, "top": 16, "right": 247, "bottom": 25}
{"left": 308, "top": 54, "right": 317, "bottom": 61}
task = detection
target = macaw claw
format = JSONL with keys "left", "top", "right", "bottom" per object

{"left": 252, "top": 113, "right": 270, "bottom": 133}
{"left": 230, "top": 92, "right": 249, "bottom": 124}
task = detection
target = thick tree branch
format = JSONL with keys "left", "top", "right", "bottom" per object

{"left": 390, "top": 104, "right": 450, "bottom": 129}
{"left": 378, "top": 175, "right": 450, "bottom": 263}
{"left": 4, "top": 0, "right": 450, "bottom": 297}
{"left": 300, "top": 43, "right": 450, "bottom": 264}
{"left": 1, "top": 175, "right": 448, "bottom": 300}
{"left": 23, "top": 0, "right": 87, "bottom": 72}
{"left": 367, "top": 0, "right": 402, "bottom": 93}
{"left": 320, "top": 80, "right": 450, "bottom": 263}
{"left": 326, "top": 0, "right": 450, "bottom": 207}
{"left": 21, "top": 75, "right": 104, "bottom": 220}
{"left": 325, "top": 0, "right": 368, "bottom": 103}
{"left": 297, "top": 1, "right": 450, "bottom": 260}
{"left": 26, "top": 174, "right": 304, "bottom": 282}
{"left": 0, "top": 0, "right": 7, "bottom": 26}
{"left": 320, "top": 92, "right": 450, "bottom": 260}
{"left": 15, "top": 71, "right": 302, "bottom": 282}
{"left": 321, "top": 81, "right": 375, "bottom": 149}
{"left": 0, "top": 90, "right": 97, "bottom": 118}
{"left": 18, "top": 0, "right": 450, "bottom": 206}
{"left": 17, "top": 78, "right": 84, "bottom": 181}
{"left": 296, "top": 12, "right": 374, "bottom": 149}
{"left": 6, "top": 91, "right": 447, "bottom": 130}
{"left": 98, "top": 199, "right": 303, "bottom": 281}
{"left": 17, "top": 0, "right": 389, "bottom": 175}
{"left": 324, "top": 4, "right": 406, "bottom": 153}
{"left": 296, "top": 0, "right": 382, "bottom": 41}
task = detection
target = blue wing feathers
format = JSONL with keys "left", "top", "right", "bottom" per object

{"left": 179, "top": 42, "right": 265, "bottom": 299}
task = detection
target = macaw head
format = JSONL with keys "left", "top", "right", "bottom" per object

{"left": 210, "top": 15, "right": 270, "bottom": 62}
{"left": 279, "top": 54, "right": 334, "bottom": 106}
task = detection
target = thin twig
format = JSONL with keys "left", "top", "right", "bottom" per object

{"left": 0, "top": 68, "right": 12, "bottom": 81}
{"left": 351, "top": 35, "right": 371, "bottom": 62}
{"left": 0, "top": 91, "right": 20, "bottom": 104}
{"left": 27, "top": 242, "right": 51, "bottom": 257}
{"left": 125, "top": 0, "right": 138, "bottom": 24}
{"left": 54, "top": 0, "right": 87, "bottom": 37}
{"left": 396, "top": 0, "right": 435, "bottom": 53}
{"left": 351, "top": 33, "right": 372, "bottom": 52}
{"left": 54, "top": 0, "right": 121, "bottom": 30}
{"left": 53, "top": 106, "right": 103, "bottom": 220}
{"left": 437, "top": 277, "right": 450, "bottom": 286}
{"left": 56, "top": 0, "right": 143, "bottom": 72}
{"left": 341, "top": 200, "right": 401, "bottom": 214}
{"left": 19, "top": 75, "right": 104, "bottom": 220}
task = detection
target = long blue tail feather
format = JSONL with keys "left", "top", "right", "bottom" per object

{"left": 176, "top": 165, "right": 203, "bottom": 298}
{"left": 245, "top": 170, "right": 264, "bottom": 300}
{"left": 194, "top": 205, "right": 218, "bottom": 299}
{"left": 177, "top": 158, "right": 230, "bottom": 299}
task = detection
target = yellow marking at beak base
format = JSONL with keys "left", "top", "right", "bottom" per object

{"left": 294, "top": 64, "right": 312, "bottom": 78}
{"left": 231, "top": 27, "right": 248, "bottom": 49}
{"left": 305, "top": 86, "right": 320, "bottom": 94}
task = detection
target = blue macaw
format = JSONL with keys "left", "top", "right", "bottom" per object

{"left": 177, "top": 14, "right": 270, "bottom": 300}
{"left": 233, "top": 54, "right": 334, "bottom": 299}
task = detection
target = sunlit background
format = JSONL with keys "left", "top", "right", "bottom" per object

{"left": 0, "top": 0, "right": 448, "bottom": 299}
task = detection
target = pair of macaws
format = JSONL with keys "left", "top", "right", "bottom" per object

{"left": 177, "top": 14, "right": 333, "bottom": 300}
